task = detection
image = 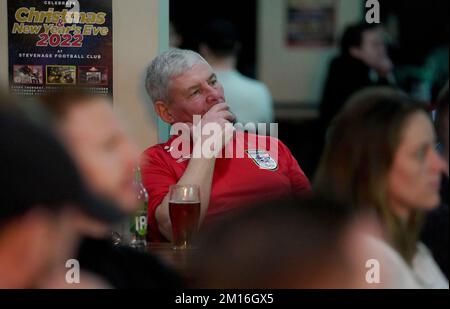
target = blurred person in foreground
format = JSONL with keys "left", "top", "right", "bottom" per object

{"left": 142, "top": 49, "right": 311, "bottom": 243}
{"left": 190, "top": 197, "right": 382, "bottom": 289}
{"left": 421, "top": 82, "right": 449, "bottom": 278}
{"left": 0, "top": 95, "right": 117, "bottom": 288}
{"left": 315, "top": 87, "right": 448, "bottom": 288}
{"left": 37, "top": 91, "right": 183, "bottom": 288}
{"left": 320, "top": 23, "right": 396, "bottom": 132}
{"left": 199, "top": 19, "right": 274, "bottom": 132}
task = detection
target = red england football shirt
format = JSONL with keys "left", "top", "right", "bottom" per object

{"left": 141, "top": 131, "right": 311, "bottom": 242}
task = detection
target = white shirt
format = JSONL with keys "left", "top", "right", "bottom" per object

{"left": 365, "top": 236, "right": 449, "bottom": 289}
{"left": 216, "top": 70, "right": 274, "bottom": 133}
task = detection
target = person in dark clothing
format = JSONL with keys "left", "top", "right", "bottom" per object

{"left": 305, "top": 23, "right": 397, "bottom": 178}
{"left": 421, "top": 83, "right": 449, "bottom": 279}
{"left": 320, "top": 23, "right": 396, "bottom": 131}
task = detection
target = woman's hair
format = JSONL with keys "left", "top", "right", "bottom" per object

{"left": 314, "top": 87, "right": 428, "bottom": 264}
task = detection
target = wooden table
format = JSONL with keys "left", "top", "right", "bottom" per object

{"left": 147, "top": 243, "right": 197, "bottom": 282}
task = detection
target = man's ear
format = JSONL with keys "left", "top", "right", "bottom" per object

{"left": 154, "top": 101, "right": 174, "bottom": 124}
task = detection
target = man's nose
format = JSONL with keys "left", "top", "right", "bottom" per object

{"left": 430, "top": 149, "right": 448, "bottom": 176}
{"left": 206, "top": 96, "right": 219, "bottom": 106}
{"left": 205, "top": 85, "right": 221, "bottom": 106}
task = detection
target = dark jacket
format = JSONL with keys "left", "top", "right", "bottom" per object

{"left": 320, "top": 54, "right": 392, "bottom": 131}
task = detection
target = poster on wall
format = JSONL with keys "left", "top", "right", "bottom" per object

{"left": 286, "top": 0, "right": 336, "bottom": 47}
{"left": 7, "top": 0, "right": 113, "bottom": 97}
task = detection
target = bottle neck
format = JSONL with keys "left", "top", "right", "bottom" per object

{"left": 134, "top": 166, "right": 141, "bottom": 183}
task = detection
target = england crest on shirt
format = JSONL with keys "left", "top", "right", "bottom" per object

{"left": 246, "top": 150, "right": 278, "bottom": 171}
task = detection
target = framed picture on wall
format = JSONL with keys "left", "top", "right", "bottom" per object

{"left": 286, "top": 0, "right": 337, "bottom": 47}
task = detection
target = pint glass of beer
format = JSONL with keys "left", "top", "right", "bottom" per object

{"left": 169, "top": 185, "right": 201, "bottom": 250}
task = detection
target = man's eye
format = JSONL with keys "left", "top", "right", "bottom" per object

{"left": 416, "top": 147, "right": 427, "bottom": 161}
{"left": 210, "top": 79, "right": 217, "bottom": 86}
{"left": 190, "top": 89, "right": 200, "bottom": 97}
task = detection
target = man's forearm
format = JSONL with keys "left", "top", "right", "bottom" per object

{"left": 155, "top": 157, "right": 216, "bottom": 241}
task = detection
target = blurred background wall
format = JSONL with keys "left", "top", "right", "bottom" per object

{"left": 258, "top": 0, "right": 363, "bottom": 119}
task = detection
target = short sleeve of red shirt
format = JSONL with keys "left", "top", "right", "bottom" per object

{"left": 141, "top": 145, "right": 177, "bottom": 242}
{"left": 277, "top": 139, "right": 312, "bottom": 196}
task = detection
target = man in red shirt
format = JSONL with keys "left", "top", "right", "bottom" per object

{"left": 142, "top": 49, "right": 311, "bottom": 242}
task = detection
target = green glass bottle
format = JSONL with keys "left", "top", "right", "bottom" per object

{"left": 130, "top": 167, "right": 148, "bottom": 250}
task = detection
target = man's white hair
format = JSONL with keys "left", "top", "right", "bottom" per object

{"left": 145, "top": 49, "right": 209, "bottom": 103}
